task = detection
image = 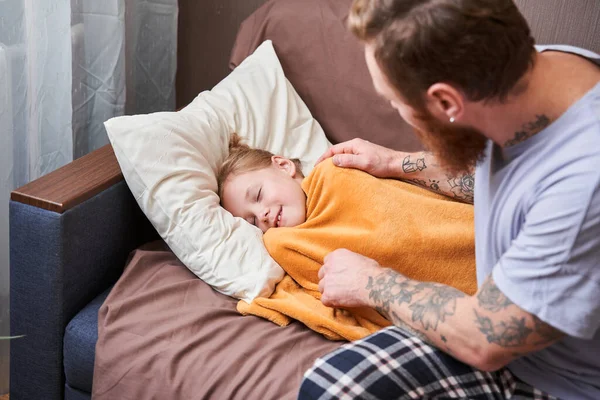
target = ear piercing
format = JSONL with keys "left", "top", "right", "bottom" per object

{"left": 449, "top": 117, "right": 455, "bottom": 123}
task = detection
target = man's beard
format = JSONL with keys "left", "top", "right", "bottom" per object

{"left": 412, "top": 109, "right": 488, "bottom": 176}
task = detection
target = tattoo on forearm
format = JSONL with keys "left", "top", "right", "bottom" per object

{"left": 375, "top": 306, "right": 432, "bottom": 344}
{"left": 409, "top": 178, "right": 441, "bottom": 192}
{"left": 477, "top": 279, "right": 513, "bottom": 312}
{"left": 409, "top": 285, "right": 465, "bottom": 331}
{"left": 474, "top": 310, "right": 532, "bottom": 347}
{"left": 402, "top": 155, "right": 427, "bottom": 173}
{"left": 447, "top": 173, "right": 475, "bottom": 202}
{"left": 367, "top": 271, "right": 424, "bottom": 309}
{"left": 402, "top": 152, "right": 474, "bottom": 202}
{"left": 440, "top": 334, "right": 454, "bottom": 354}
{"left": 367, "top": 270, "right": 465, "bottom": 334}
{"left": 504, "top": 114, "right": 550, "bottom": 147}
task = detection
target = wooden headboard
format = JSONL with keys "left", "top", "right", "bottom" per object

{"left": 175, "top": 0, "right": 599, "bottom": 110}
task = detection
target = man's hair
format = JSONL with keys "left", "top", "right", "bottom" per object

{"left": 348, "top": 0, "right": 536, "bottom": 107}
{"left": 217, "top": 133, "right": 302, "bottom": 199}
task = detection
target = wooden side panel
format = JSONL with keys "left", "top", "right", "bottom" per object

{"left": 10, "top": 145, "right": 123, "bottom": 214}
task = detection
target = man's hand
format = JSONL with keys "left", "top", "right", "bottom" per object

{"left": 315, "top": 138, "right": 403, "bottom": 178}
{"left": 317, "top": 139, "right": 475, "bottom": 203}
{"left": 318, "top": 249, "right": 384, "bottom": 307}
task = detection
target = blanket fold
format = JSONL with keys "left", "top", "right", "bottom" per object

{"left": 237, "top": 159, "right": 476, "bottom": 341}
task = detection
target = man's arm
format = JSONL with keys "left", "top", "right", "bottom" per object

{"left": 317, "top": 249, "right": 564, "bottom": 371}
{"left": 393, "top": 151, "right": 475, "bottom": 204}
{"left": 364, "top": 270, "right": 563, "bottom": 371}
{"left": 315, "top": 139, "right": 474, "bottom": 204}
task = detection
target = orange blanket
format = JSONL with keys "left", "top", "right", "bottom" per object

{"left": 237, "top": 159, "right": 476, "bottom": 341}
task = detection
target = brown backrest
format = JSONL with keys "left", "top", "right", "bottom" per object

{"left": 229, "top": 0, "right": 423, "bottom": 150}
{"left": 177, "top": 0, "right": 600, "bottom": 149}
{"left": 176, "top": 0, "right": 268, "bottom": 108}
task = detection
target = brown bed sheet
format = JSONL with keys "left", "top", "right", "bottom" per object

{"left": 230, "top": 0, "right": 424, "bottom": 152}
{"left": 92, "top": 241, "right": 341, "bottom": 400}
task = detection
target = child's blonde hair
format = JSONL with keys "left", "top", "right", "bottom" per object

{"left": 217, "top": 134, "right": 302, "bottom": 199}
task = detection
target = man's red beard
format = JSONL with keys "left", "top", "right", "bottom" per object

{"left": 412, "top": 108, "right": 489, "bottom": 176}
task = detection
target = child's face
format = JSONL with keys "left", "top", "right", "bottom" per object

{"left": 221, "top": 157, "right": 307, "bottom": 233}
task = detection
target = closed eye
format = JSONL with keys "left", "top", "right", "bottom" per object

{"left": 252, "top": 187, "right": 262, "bottom": 226}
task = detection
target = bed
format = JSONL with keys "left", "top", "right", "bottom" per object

{"left": 9, "top": 0, "right": 600, "bottom": 399}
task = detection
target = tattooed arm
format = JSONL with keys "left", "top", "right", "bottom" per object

{"left": 392, "top": 114, "right": 553, "bottom": 201}
{"left": 315, "top": 139, "right": 475, "bottom": 204}
{"left": 399, "top": 152, "right": 475, "bottom": 204}
{"left": 367, "top": 271, "right": 563, "bottom": 370}
{"left": 318, "top": 250, "right": 564, "bottom": 371}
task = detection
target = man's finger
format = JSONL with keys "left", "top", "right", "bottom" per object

{"left": 318, "top": 265, "right": 326, "bottom": 280}
{"left": 315, "top": 142, "right": 356, "bottom": 165}
{"left": 315, "top": 148, "right": 334, "bottom": 165}
{"left": 333, "top": 154, "right": 369, "bottom": 171}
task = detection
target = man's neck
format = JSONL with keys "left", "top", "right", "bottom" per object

{"left": 469, "top": 50, "right": 600, "bottom": 148}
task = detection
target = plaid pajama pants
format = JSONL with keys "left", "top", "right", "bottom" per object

{"left": 298, "top": 326, "right": 558, "bottom": 400}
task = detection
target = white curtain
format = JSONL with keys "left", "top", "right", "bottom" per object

{"left": 0, "top": 0, "right": 178, "bottom": 393}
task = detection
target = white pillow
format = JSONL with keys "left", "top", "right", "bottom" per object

{"left": 105, "top": 40, "right": 331, "bottom": 302}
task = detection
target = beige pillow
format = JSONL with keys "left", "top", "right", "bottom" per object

{"left": 105, "top": 41, "right": 331, "bottom": 302}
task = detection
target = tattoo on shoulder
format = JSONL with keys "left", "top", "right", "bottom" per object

{"left": 402, "top": 155, "right": 427, "bottom": 173}
{"left": 477, "top": 278, "right": 513, "bottom": 312}
{"left": 504, "top": 114, "right": 550, "bottom": 147}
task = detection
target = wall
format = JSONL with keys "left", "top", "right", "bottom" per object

{"left": 516, "top": 0, "right": 600, "bottom": 53}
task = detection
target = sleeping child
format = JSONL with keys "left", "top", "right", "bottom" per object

{"left": 218, "top": 134, "right": 476, "bottom": 341}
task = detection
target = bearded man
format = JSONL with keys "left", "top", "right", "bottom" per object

{"left": 301, "top": 0, "right": 600, "bottom": 399}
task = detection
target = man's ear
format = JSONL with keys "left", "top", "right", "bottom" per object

{"left": 271, "top": 156, "right": 297, "bottom": 177}
{"left": 426, "top": 83, "right": 465, "bottom": 123}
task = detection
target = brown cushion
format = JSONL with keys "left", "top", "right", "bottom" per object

{"left": 93, "top": 241, "right": 341, "bottom": 400}
{"left": 230, "top": 0, "right": 424, "bottom": 152}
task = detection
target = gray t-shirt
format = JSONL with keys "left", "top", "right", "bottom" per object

{"left": 475, "top": 45, "right": 600, "bottom": 400}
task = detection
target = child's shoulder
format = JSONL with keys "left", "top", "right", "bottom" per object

{"left": 311, "top": 157, "right": 336, "bottom": 175}
{"left": 308, "top": 158, "right": 364, "bottom": 180}
{"left": 302, "top": 157, "right": 374, "bottom": 196}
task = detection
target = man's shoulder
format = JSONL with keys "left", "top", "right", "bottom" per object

{"left": 535, "top": 44, "right": 600, "bottom": 63}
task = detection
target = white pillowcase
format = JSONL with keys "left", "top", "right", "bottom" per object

{"left": 105, "top": 40, "right": 331, "bottom": 302}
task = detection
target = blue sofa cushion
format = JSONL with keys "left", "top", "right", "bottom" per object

{"left": 64, "top": 286, "right": 113, "bottom": 393}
